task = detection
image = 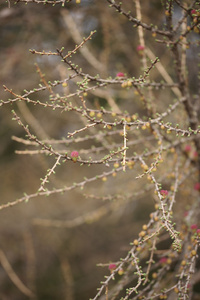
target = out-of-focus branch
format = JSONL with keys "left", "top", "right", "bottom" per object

{"left": 61, "top": 10, "right": 105, "bottom": 73}
{"left": 146, "top": 47, "right": 182, "bottom": 98}
{"left": 0, "top": 249, "right": 35, "bottom": 298}
{"left": 59, "top": 255, "right": 74, "bottom": 300}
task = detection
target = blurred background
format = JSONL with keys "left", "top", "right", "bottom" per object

{"left": 0, "top": 1, "right": 199, "bottom": 299}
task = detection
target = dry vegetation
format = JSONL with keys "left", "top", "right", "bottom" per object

{"left": 0, "top": 0, "right": 200, "bottom": 299}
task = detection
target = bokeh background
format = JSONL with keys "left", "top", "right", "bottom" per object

{"left": 0, "top": 1, "right": 199, "bottom": 299}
